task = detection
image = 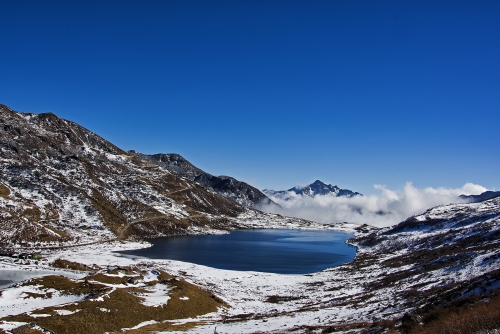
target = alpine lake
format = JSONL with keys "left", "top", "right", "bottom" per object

{"left": 118, "top": 229, "right": 356, "bottom": 274}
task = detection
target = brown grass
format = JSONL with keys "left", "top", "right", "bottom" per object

{"left": 41, "top": 225, "right": 70, "bottom": 239}
{"left": 10, "top": 324, "right": 47, "bottom": 334}
{"left": 86, "top": 273, "right": 131, "bottom": 285}
{"left": 405, "top": 290, "right": 500, "bottom": 334}
{"left": 156, "top": 270, "right": 176, "bottom": 282}
{"left": 21, "top": 207, "right": 41, "bottom": 221}
{"left": 124, "top": 217, "right": 188, "bottom": 240}
{"left": 23, "top": 292, "right": 52, "bottom": 299}
{"left": 3, "top": 271, "right": 227, "bottom": 334}
{"left": 50, "top": 259, "right": 96, "bottom": 271}
{"left": 89, "top": 189, "right": 127, "bottom": 235}
{"left": 43, "top": 203, "right": 59, "bottom": 220}
{"left": 0, "top": 183, "right": 10, "bottom": 198}
{"left": 10, "top": 222, "right": 69, "bottom": 243}
{"left": 107, "top": 267, "right": 139, "bottom": 275}
{"left": 20, "top": 275, "right": 106, "bottom": 296}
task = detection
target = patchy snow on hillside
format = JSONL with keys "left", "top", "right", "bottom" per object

{"left": 1, "top": 196, "right": 499, "bottom": 333}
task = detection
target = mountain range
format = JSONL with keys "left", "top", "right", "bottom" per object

{"left": 263, "top": 179, "right": 361, "bottom": 200}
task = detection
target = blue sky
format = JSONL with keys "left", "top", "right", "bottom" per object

{"left": 1, "top": 0, "right": 499, "bottom": 195}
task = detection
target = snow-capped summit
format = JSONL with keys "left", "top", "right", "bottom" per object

{"left": 290, "top": 179, "right": 361, "bottom": 197}
{"left": 264, "top": 179, "right": 361, "bottom": 199}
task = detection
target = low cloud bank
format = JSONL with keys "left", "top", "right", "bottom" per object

{"left": 258, "top": 182, "right": 487, "bottom": 228}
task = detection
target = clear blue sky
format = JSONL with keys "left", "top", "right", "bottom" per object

{"left": 1, "top": 0, "right": 499, "bottom": 194}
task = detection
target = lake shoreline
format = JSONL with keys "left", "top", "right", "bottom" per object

{"left": 116, "top": 228, "right": 357, "bottom": 274}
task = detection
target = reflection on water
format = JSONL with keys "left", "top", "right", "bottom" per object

{"left": 118, "top": 229, "right": 357, "bottom": 274}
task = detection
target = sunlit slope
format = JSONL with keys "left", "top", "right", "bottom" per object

{"left": 0, "top": 104, "right": 313, "bottom": 248}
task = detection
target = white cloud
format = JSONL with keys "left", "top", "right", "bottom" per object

{"left": 259, "top": 182, "right": 487, "bottom": 227}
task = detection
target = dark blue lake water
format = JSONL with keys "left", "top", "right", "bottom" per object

{"left": 119, "top": 229, "right": 356, "bottom": 274}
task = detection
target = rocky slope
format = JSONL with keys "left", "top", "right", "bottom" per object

{"left": 0, "top": 104, "right": 312, "bottom": 249}
{"left": 132, "top": 151, "right": 278, "bottom": 208}
{"left": 338, "top": 195, "right": 500, "bottom": 331}
{"left": 264, "top": 179, "right": 361, "bottom": 200}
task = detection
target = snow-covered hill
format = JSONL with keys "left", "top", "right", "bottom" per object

{"left": 0, "top": 104, "right": 322, "bottom": 249}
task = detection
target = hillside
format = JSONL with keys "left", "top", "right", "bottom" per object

{"left": 185, "top": 195, "right": 500, "bottom": 332}
{"left": 0, "top": 104, "right": 314, "bottom": 249}
{"left": 132, "top": 151, "right": 278, "bottom": 208}
{"left": 1, "top": 193, "right": 499, "bottom": 333}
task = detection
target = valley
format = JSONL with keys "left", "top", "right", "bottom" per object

{"left": 1, "top": 195, "right": 499, "bottom": 333}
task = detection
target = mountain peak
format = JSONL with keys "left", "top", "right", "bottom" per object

{"left": 265, "top": 180, "right": 362, "bottom": 199}
{"left": 289, "top": 180, "right": 339, "bottom": 197}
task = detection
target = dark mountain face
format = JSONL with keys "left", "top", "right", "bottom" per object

{"left": 0, "top": 104, "right": 251, "bottom": 247}
{"left": 132, "top": 152, "right": 278, "bottom": 209}
{"left": 264, "top": 180, "right": 361, "bottom": 199}
{"left": 459, "top": 190, "right": 500, "bottom": 203}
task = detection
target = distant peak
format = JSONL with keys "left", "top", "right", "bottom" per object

{"left": 269, "top": 179, "right": 361, "bottom": 198}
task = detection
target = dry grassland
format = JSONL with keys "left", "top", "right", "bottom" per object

{"left": 0, "top": 183, "right": 10, "bottom": 198}
{"left": 1, "top": 268, "right": 227, "bottom": 334}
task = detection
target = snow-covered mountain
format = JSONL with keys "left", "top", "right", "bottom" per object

{"left": 263, "top": 179, "right": 361, "bottom": 200}
{"left": 131, "top": 152, "right": 278, "bottom": 209}
{"left": 0, "top": 104, "right": 316, "bottom": 249}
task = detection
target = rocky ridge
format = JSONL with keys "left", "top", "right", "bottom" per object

{"left": 132, "top": 152, "right": 278, "bottom": 208}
